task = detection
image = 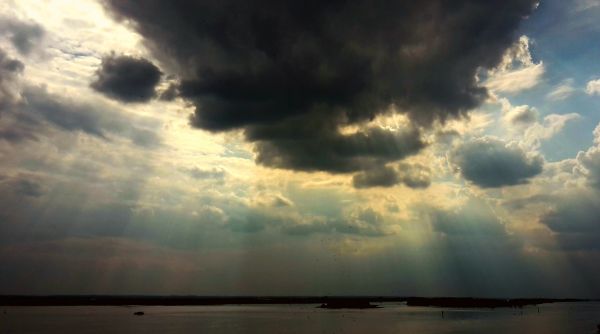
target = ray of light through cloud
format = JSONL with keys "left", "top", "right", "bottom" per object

{"left": 0, "top": 0, "right": 599, "bottom": 300}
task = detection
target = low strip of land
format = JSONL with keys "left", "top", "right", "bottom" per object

{"left": 0, "top": 296, "right": 587, "bottom": 308}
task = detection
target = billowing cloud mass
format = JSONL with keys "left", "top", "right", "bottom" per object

{"left": 91, "top": 54, "right": 162, "bottom": 102}
{"left": 452, "top": 137, "right": 543, "bottom": 187}
{"left": 100, "top": 0, "right": 537, "bottom": 174}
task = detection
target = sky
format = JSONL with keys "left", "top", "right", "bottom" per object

{"left": 1, "top": 0, "right": 600, "bottom": 298}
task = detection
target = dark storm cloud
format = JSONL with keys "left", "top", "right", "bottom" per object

{"left": 250, "top": 124, "right": 425, "bottom": 172}
{"left": 0, "top": 17, "right": 44, "bottom": 55}
{"left": 91, "top": 54, "right": 162, "bottom": 103}
{"left": 452, "top": 137, "right": 543, "bottom": 188}
{"left": 101, "top": 0, "right": 537, "bottom": 173}
{"left": 352, "top": 162, "right": 431, "bottom": 189}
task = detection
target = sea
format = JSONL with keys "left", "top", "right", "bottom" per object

{"left": 1, "top": 302, "right": 599, "bottom": 333}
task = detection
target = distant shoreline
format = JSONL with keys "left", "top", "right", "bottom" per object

{"left": 0, "top": 296, "right": 590, "bottom": 308}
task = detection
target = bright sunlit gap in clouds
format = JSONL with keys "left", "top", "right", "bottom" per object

{"left": 1, "top": 0, "right": 600, "bottom": 298}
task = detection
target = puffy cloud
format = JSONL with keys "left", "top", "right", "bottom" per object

{"left": 0, "top": 16, "right": 44, "bottom": 55}
{"left": 499, "top": 96, "right": 579, "bottom": 147}
{"left": 91, "top": 54, "right": 162, "bottom": 103}
{"left": 101, "top": 0, "right": 537, "bottom": 173}
{"left": 585, "top": 78, "right": 600, "bottom": 95}
{"left": 452, "top": 137, "right": 543, "bottom": 188}
{"left": 508, "top": 123, "right": 600, "bottom": 251}
{"left": 576, "top": 123, "right": 600, "bottom": 189}
{"left": 523, "top": 113, "right": 580, "bottom": 149}
{"left": 502, "top": 102, "right": 539, "bottom": 126}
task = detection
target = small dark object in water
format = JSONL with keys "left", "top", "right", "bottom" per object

{"left": 133, "top": 311, "right": 144, "bottom": 316}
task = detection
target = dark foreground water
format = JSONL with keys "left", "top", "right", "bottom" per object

{"left": 1, "top": 302, "right": 599, "bottom": 334}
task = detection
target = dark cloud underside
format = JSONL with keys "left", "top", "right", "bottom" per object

{"left": 452, "top": 137, "right": 543, "bottom": 188}
{"left": 101, "top": 0, "right": 537, "bottom": 173}
{"left": 91, "top": 54, "right": 161, "bottom": 103}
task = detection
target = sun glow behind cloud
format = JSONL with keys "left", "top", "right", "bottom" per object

{"left": 0, "top": 0, "right": 599, "bottom": 297}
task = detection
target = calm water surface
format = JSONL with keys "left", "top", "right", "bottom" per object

{"left": 1, "top": 302, "right": 599, "bottom": 334}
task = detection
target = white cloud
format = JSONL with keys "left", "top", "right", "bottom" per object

{"left": 486, "top": 63, "right": 544, "bottom": 94}
{"left": 498, "top": 97, "right": 579, "bottom": 149}
{"left": 546, "top": 79, "right": 576, "bottom": 101}
{"left": 523, "top": 113, "right": 581, "bottom": 149}
{"left": 501, "top": 99, "right": 539, "bottom": 126}
{"left": 585, "top": 79, "right": 600, "bottom": 95}
{"left": 486, "top": 36, "right": 545, "bottom": 94}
